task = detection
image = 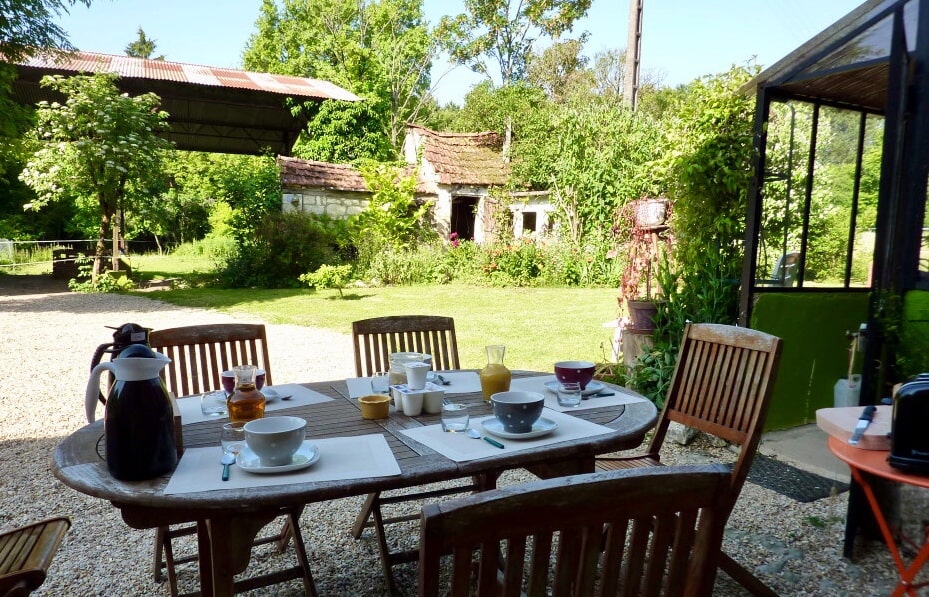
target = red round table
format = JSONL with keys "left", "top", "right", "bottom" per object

{"left": 828, "top": 436, "right": 929, "bottom": 597}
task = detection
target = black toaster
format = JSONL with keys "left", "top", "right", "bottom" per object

{"left": 889, "top": 374, "right": 929, "bottom": 474}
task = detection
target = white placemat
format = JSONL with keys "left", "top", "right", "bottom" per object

{"left": 346, "top": 371, "right": 482, "bottom": 398}
{"left": 509, "top": 375, "right": 648, "bottom": 412}
{"left": 399, "top": 408, "right": 615, "bottom": 463}
{"left": 176, "top": 384, "right": 334, "bottom": 425}
{"left": 164, "top": 433, "right": 400, "bottom": 494}
{"left": 428, "top": 371, "right": 482, "bottom": 394}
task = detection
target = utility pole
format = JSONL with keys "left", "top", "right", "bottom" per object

{"left": 624, "top": 0, "right": 644, "bottom": 111}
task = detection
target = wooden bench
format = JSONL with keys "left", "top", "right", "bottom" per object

{"left": 0, "top": 517, "right": 71, "bottom": 596}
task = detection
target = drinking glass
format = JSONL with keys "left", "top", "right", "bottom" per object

{"left": 556, "top": 382, "right": 582, "bottom": 408}
{"left": 370, "top": 372, "right": 390, "bottom": 394}
{"left": 200, "top": 390, "right": 228, "bottom": 416}
{"left": 220, "top": 422, "right": 247, "bottom": 455}
{"left": 441, "top": 403, "right": 470, "bottom": 432}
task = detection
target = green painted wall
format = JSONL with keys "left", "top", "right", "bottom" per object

{"left": 901, "top": 290, "right": 929, "bottom": 377}
{"left": 751, "top": 293, "right": 869, "bottom": 430}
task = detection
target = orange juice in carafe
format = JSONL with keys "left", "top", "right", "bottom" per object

{"left": 480, "top": 345, "right": 511, "bottom": 401}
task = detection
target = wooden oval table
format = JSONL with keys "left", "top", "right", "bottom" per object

{"left": 53, "top": 372, "right": 657, "bottom": 596}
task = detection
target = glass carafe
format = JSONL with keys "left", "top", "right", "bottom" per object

{"left": 479, "top": 344, "right": 511, "bottom": 401}
{"left": 227, "top": 364, "right": 266, "bottom": 423}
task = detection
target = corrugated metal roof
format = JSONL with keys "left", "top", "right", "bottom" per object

{"left": 17, "top": 50, "right": 360, "bottom": 102}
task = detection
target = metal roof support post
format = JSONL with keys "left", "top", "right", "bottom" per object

{"left": 842, "top": 3, "right": 914, "bottom": 561}
{"left": 898, "top": 0, "right": 929, "bottom": 291}
{"left": 739, "top": 87, "right": 772, "bottom": 327}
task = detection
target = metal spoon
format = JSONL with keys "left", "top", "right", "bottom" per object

{"left": 221, "top": 451, "right": 235, "bottom": 481}
{"left": 467, "top": 427, "right": 504, "bottom": 449}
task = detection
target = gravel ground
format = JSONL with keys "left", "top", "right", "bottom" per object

{"left": 0, "top": 277, "right": 908, "bottom": 596}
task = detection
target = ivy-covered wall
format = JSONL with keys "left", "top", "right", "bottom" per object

{"left": 751, "top": 292, "right": 870, "bottom": 430}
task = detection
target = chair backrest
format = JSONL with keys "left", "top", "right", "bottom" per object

{"left": 770, "top": 251, "right": 800, "bottom": 287}
{"left": 648, "top": 323, "right": 782, "bottom": 510}
{"left": 148, "top": 323, "right": 272, "bottom": 397}
{"left": 0, "top": 516, "right": 71, "bottom": 596}
{"left": 418, "top": 464, "right": 730, "bottom": 597}
{"left": 352, "top": 315, "right": 459, "bottom": 377}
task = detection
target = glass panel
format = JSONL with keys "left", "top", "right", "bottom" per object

{"left": 756, "top": 102, "right": 811, "bottom": 287}
{"left": 851, "top": 115, "right": 882, "bottom": 287}
{"left": 796, "top": 0, "right": 916, "bottom": 78}
{"left": 757, "top": 102, "right": 881, "bottom": 289}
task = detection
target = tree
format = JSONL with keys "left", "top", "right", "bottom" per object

{"left": 525, "top": 37, "right": 592, "bottom": 102}
{"left": 438, "top": 0, "right": 592, "bottom": 87}
{"left": 243, "top": 0, "right": 436, "bottom": 154}
{"left": 124, "top": 27, "right": 165, "bottom": 60}
{"left": 1, "top": 1, "right": 92, "bottom": 197}
{"left": 19, "top": 73, "right": 173, "bottom": 280}
{"left": 0, "top": 0, "right": 90, "bottom": 64}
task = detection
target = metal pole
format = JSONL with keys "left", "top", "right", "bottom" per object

{"left": 624, "top": 0, "right": 643, "bottom": 110}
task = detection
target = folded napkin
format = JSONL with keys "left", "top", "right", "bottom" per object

{"left": 346, "top": 371, "right": 482, "bottom": 398}
{"left": 399, "top": 408, "right": 615, "bottom": 463}
{"left": 164, "top": 433, "right": 401, "bottom": 494}
{"left": 176, "top": 384, "right": 333, "bottom": 425}
{"left": 509, "top": 375, "right": 647, "bottom": 412}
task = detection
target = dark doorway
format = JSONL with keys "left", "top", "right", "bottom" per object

{"left": 451, "top": 196, "right": 479, "bottom": 240}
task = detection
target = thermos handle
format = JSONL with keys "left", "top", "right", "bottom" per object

{"left": 85, "top": 361, "right": 116, "bottom": 423}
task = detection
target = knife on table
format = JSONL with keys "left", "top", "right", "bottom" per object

{"left": 848, "top": 405, "right": 877, "bottom": 445}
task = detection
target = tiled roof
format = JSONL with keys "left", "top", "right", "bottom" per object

{"left": 407, "top": 124, "right": 509, "bottom": 186}
{"left": 16, "top": 51, "right": 359, "bottom": 102}
{"left": 278, "top": 156, "right": 368, "bottom": 192}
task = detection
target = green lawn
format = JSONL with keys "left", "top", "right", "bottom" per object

{"left": 143, "top": 285, "right": 622, "bottom": 372}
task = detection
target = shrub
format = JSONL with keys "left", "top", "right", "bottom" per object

{"left": 216, "top": 211, "right": 339, "bottom": 288}
{"left": 363, "top": 240, "right": 454, "bottom": 285}
{"left": 300, "top": 264, "right": 354, "bottom": 298}
{"left": 478, "top": 239, "right": 546, "bottom": 287}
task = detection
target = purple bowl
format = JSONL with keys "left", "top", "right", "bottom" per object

{"left": 222, "top": 368, "right": 265, "bottom": 394}
{"left": 554, "top": 360, "right": 596, "bottom": 390}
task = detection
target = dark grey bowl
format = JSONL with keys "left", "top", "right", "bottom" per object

{"left": 491, "top": 391, "right": 545, "bottom": 434}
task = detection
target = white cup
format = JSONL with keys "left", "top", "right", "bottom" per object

{"left": 402, "top": 391, "right": 424, "bottom": 416}
{"left": 423, "top": 390, "right": 444, "bottom": 414}
{"left": 404, "top": 362, "right": 430, "bottom": 390}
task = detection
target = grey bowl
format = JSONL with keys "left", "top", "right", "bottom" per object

{"left": 490, "top": 391, "right": 545, "bottom": 434}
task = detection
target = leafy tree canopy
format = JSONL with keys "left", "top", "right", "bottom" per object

{"left": 0, "top": 0, "right": 90, "bottom": 63}
{"left": 19, "top": 73, "right": 173, "bottom": 276}
{"left": 438, "top": 0, "right": 592, "bottom": 86}
{"left": 243, "top": 0, "right": 435, "bottom": 154}
{"left": 124, "top": 27, "right": 164, "bottom": 60}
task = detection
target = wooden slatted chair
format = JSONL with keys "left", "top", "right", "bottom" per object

{"left": 352, "top": 315, "right": 461, "bottom": 377}
{"left": 148, "top": 323, "right": 311, "bottom": 597}
{"left": 419, "top": 464, "right": 731, "bottom": 597}
{"left": 0, "top": 517, "right": 71, "bottom": 597}
{"left": 596, "top": 322, "right": 783, "bottom": 597}
{"left": 351, "top": 315, "right": 476, "bottom": 594}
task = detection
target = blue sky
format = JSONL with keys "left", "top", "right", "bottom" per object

{"left": 55, "top": 0, "right": 864, "bottom": 105}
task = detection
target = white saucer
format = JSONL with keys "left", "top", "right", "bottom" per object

{"left": 481, "top": 417, "right": 558, "bottom": 439}
{"left": 544, "top": 380, "right": 605, "bottom": 396}
{"left": 236, "top": 443, "right": 320, "bottom": 473}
